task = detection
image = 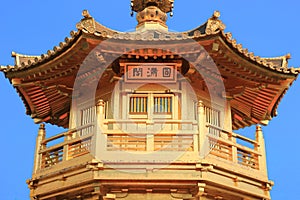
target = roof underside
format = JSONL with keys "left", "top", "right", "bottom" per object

{"left": 1, "top": 11, "right": 298, "bottom": 130}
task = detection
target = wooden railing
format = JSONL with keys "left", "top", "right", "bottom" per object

{"left": 107, "top": 134, "right": 147, "bottom": 151}
{"left": 104, "top": 119, "right": 197, "bottom": 152}
{"left": 206, "top": 123, "right": 260, "bottom": 170}
{"left": 154, "top": 134, "right": 194, "bottom": 151}
{"left": 38, "top": 124, "right": 94, "bottom": 169}
{"left": 35, "top": 122, "right": 264, "bottom": 172}
{"left": 33, "top": 100, "right": 266, "bottom": 174}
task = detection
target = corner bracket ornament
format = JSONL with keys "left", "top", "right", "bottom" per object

{"left": 76, "top": 10, "right": 96, "bottom": 33}
{"left": 26, "top": 178, "right": 38, "bottom": 189}
{"left": 206, "top": 11, "right": 226, "bottom": 35}
{"left": 86, "top": 159, "right": 104, "bottom": 170}
{"left": 196, "top": 183, "right": 207, "bottom": 197}
{"left": 196, "top": 161, "right": 214, "bottom": 171}
{"left": 263, "top": 181, "right": 274, "bottom": 191}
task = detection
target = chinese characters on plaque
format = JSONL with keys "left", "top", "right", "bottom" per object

{"left": 125, "top": 64, "right": 176, "bottom": 82}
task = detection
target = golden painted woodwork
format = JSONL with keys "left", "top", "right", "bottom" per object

{"left": 1, "top": 1, "right": 298, "bottom": 200}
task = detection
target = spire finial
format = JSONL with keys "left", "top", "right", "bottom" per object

{"left": 130, "top": 0, "right": 174, "bottom": 15}
{"left": 130, "top": 0, "right": 174, "bottom": 31}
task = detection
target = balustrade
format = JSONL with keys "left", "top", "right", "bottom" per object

{"left": 103, "top": 119, "right": 197, "bottom": 152}
{"left": 33, "top": 100, "right": 267, "bottom": 175}
{"left": 36, "top": 124, "right": 94, "bottom": 170}
{"left": 206, "top": 123, "right": 260, "bottom": 170}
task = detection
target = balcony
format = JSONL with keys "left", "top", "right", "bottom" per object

{"left": 32, "top": 100, "right": 267, "bottom": 179}
{"left": 28, "top": 100, "right": 272, "bottom": 200}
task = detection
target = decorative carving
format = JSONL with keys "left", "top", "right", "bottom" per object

{"left": 132, "top": 0, "right": 174, "bottom": 30}
{"left": 82, "top": 9, "right": 92, "bottom": 18}
{"left": 76, "top": 10, "right": 96, "bottom": 33}
{"left": 206, "top": 11, "right": 225, "bottom": 35}
{"left": 136, "top": 6, "right": 167, "bottom": 27}
{"left": 131, "top": 0, "right": 174, "bottom": 13}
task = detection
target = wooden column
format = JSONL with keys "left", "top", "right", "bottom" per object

{"left": 230, "top": 132, "right": 238, "bottom": 163}
{"left": 97, "top": 99, "right": 105, "bottom": 123}
{"left": 147, "top": 134, "right": 154, "bottom": 152}
{"left": 95, "top": 99, "right": 105, "bottom": 158}
{"left": 198, "top": 100, "right": 207, "bottom": 158}
{"left": 256, "top": 125, "right": 268, "bottom": 175}
{"left": 63, "top": 132, "right": 69, "bottom": 161}
{"left": 33, "top": 124, "right": 46, "bottom": 173}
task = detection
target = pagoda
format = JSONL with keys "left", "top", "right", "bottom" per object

{"left": 1, "top": 0, "right": 298, "bottom": 199}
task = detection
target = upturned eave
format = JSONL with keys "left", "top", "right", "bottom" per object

{"left": 0, "top": 10, "right": 298, "bottom": 130}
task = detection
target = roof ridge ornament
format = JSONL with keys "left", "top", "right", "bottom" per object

{"left": 76, "top": 10, "right": 96, "bottom": 33}
{"left": 205, "top": 11, "right": 226, "bottom": 35}
{"left": 82, "top": 9, "right": 92, "bottom": 19}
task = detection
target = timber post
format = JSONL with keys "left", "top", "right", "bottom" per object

{"left": 256, "top": 125, "right": 268, "bottom": 175}
{"left": 33, "top": 123, "right": 46, "bottom": 173}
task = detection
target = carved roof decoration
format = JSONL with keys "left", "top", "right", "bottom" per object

{"left": 2, "top": 11, "right": 298, "bottom": 75}
{"left": 1, "top": 10, "right": 298, "bottom": 129}
{"left": 131, "top": 0, "right": 174, "bottom": 14}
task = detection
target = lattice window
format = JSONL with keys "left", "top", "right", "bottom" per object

{"left": 154, "top": 96, "right": 172, "bottom": 114}
{"left": 129, "top": 96, "right": 148, "bottom": 114}
{"left": 129, "top": 94, "right": 174, "bottom": 117}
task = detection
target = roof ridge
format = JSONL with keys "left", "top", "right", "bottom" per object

{"left": 220, "top": 31, "right": 298, "bottom": 75}
{"left": 11, "top": 51, "right": 40, "bottom": 58}
{"left": 261, "top": 54, "right": 291, "bottom": 61}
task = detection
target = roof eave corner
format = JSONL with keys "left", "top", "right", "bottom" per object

{"left": 0, "top": 65, "right": 9, "bottom": 73}
{"left": 11, "top": 51, "right": 18, "bottom": 66}
{"left": 205, "top": 11, "right": 226, "bottom": 35}
{"left": 185, "top": 11, "right": 226, "bottom": 38}
{"left": 76, "top": 10, "right": 120, "bottom": 38}
{"left": 76, "top": 10, "right": 97, "bottom": 34}
{"left": 281, "top": 53, "right": 291, "bottom": 69}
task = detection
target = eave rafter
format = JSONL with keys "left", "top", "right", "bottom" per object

{"left": 0, "top": 10, "right": 298, "bottom": 130}
{"left": 186, "top": 12, "right": 298, "bottom": 129}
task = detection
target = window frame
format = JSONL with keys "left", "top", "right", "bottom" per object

{"left": 128, "top": 93, "right": 175, "bottom": 119}
{"left": 128, "top": 94, "right": 149, "bottom": 119}
{"left": 152, "top": 93, "right": 174, "bottom": 119}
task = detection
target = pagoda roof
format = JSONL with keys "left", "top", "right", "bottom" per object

{"left": 1, "top": 10, "right": 298, "bottom": 129}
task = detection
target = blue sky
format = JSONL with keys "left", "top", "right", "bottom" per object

{"left": 0, "top": 1, "right": 299, "bottom": 199}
